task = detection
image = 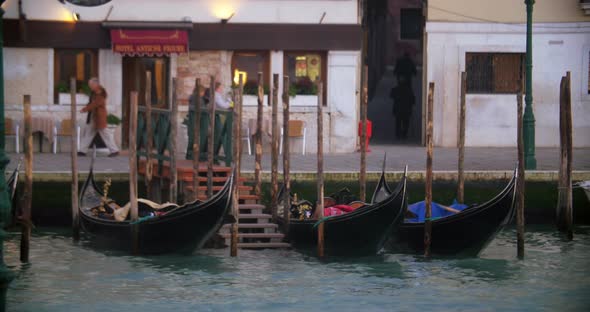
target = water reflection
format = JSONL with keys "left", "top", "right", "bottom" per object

{"left": 5, "top": 226, "right": 590, "bottom": 311}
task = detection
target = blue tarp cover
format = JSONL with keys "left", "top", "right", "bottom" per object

{"left": 406, "top": 200, "right": 468, "bottom": 223}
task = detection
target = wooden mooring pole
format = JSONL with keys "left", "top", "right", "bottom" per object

{"left": 70, "top": 77, "right": 80, "bottom": 241}
{"left": 282, "top": 76, "right": 291, "bottom": 226}
{"left": 317, "top": 81, "right": 325, "bottom": 258}
{"left": 254, "top": 72, "right": 264, "bottom": 198}
{"left": 207, "top": 76, "right": 216, "bottom": 198}
{"left": 517, "top": 89, "right": 526, "bottom": 258}
{"left": 170, "top": 78, "right": 178, "bottom": 203}
{"left": 20, "top": 94, "right": 32, "bottom": 262}
{"left": 129, "top": 91, "right": 139, "bottom": 254}
{"left": 144, "top": 71, "right": 153, "bottom": 200}
{"left": 424, "top": 82, "right": 434, "bottom": 258}
{"left": 457, "top": 72, "right": 466, "bottom": 204}
{"left": 270, "top": 74, "right": 279, "bottom": 220}
{"left": 230, "top": 74, "right": 244, "bottom": 257}
{"left": 557, "top": 72, "right": 573, "bottom": 240}
{"left": 359, "top": 65, "right": 368, "bottom": 202}
{"left": 192, "top": 78, "right": 202, "bottom": 201}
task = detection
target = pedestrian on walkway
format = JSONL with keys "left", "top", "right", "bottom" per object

{"left": 78, "top": 78, "right": 119, "bottom": 157}
{"left": 393, "top": 52, "right": 417, "bottom": 87}
{"left": 214, "top": 82, "right": 233, "bottom": 110}
{"left": 390, "top": 80, "right": 415, "bottom": 139}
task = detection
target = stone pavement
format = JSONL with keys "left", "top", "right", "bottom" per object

{"left": 6, "top": 145, "right": 590, "bottom": 174}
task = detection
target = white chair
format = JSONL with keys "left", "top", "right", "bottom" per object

{"left": 53, "top": 119, "right": 80, "bottom": 154}
{"left": 242, "top": 127, "right": 252, "bottom": 155}
{"left": 280, "top": 120, "right": 307, "bottom": 155}
{"left": 5, "top": 118, "right": 20, "bottom": 153}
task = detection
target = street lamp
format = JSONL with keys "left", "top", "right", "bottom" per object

{"left": 0, "top": 1, "right": 16, "bottom": 310}
{"left": 523, "top": 0, "right": 537, "bottom": 169}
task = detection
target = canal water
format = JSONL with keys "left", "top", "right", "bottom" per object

{"left": 6, "top": 225, "right": 590, "bottom": 311}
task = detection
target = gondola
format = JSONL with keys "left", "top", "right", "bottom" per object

{"left": 79, "top": 158, "right": 233, "bottom": 254}
{"left": 282, "top": 168, "right": 408, "bottom": 256}
{"left": 6, "top": 159, "right": 22, "bottom": 223}
{"left": 373, "top": 168, "right": 518, "bottom": 256}
{"left": 575, "top": 181, "right": 590, "bottom": 203}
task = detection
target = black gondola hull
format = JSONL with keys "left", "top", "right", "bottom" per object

{"left": 79, "top": 169, "right": 232, "bottom": 254}
{"left": 287, "top": 175, "right": 407, "bottom": 256}
{"left": 386, "top": 174, "right": 517, "bottom": 256}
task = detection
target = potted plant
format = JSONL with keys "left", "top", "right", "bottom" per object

{"left": 239, "top": 80, "right": 269, "bottom": 106}
{"left": 290, "top": 77, "right": 319, "bottom": 106}
{"left": 57, "top": 81, "right": 91, "bottom": 105}
{"left": 107, "top": 114, "right": 121, "bottom": 128}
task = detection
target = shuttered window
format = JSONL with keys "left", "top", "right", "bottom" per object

{"left": 466, "top": 52, "right": 524, "bottom": 94}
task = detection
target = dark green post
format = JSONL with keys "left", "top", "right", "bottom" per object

{"left": 523, "top": 0, "right": 537, "bottom": 169}
{"left": 0, "top": 1, "right": 16, "bottom": 309}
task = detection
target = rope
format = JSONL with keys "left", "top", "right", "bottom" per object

{"left": 131, "top": 215, "right": 157, "bottom": 225}
{"left": 313, "top": 217, "right": 332, "bottom": 228}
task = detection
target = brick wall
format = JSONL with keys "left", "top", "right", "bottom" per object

{"left": 175, "top": 51, "right": 233, "bottom": 106}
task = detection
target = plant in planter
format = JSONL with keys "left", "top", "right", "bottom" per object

{"left": 107, "top": 114, "right": 121, "bottom": 126}
{"left": 238, "top": 80, "right": 270, "bottom": 106}
{"left": 56, "top": 80, "right": 90, "bottom": 105}
{"left": 289, "top": 77, "right": 319, "bottom": 106}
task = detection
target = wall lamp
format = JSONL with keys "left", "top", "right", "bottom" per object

{"left": 220, "top": 12, "right": 234, "bottom": 24}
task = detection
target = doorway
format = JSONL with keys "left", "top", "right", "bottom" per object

{"left": 366, "top": 0, "right": 424, "bottom": 145}
{"left": 122, "top": 56, "right": 170, "bottom": 148}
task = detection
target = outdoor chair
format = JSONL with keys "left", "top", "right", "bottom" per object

{"left": 242, "top": 126, "right": 252, "bottom": 155}
{"left": 5, "top": 118, "right": 20, "bottom": 153}
{"left": 53, "top": 118, "right": 80, "bottom": 154}
{"left": 280, "top": 120, "right": 307, "bottom": 155}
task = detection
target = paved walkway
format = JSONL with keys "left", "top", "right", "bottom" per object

{"left": 6, "top": 145, "right": 590, "bottom": 173}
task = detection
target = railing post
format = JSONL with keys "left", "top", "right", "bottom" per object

{"left": 21, "top": 95, "right": 32, "bottom": 262}
{"left": 254, "top": 72, "right": 264, "bottom": 198}
{"left": 317, "top": 81, "right": 325, "bottom": 258}
{"left": 70, "top": 77, "right": 79, "bottom": 241}
{"left": 170, "top": 78, "right": 178, "bottom": 203}
{"left": 424, "top": 82, "right": 435, "bottom": 258}
{"left": 192, "top": 78, "right": 201, "bottom": 201}
{"left": 282, "top": 76, "right": 291, "bottom": 226}
{"left": 270, "top": 74, "right": 279, "bottom": 220}
{"left": 145, "top": 71, "right": 153, "bottom": 200}
{"left": 207, "top": 76, "right": 216, "bottom": 198}
{"left": 129, "top": 91, "right": 139, "bottom": 254}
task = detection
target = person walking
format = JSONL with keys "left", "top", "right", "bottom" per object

{"left": 78, "top": 78, "right": 119, "bottom": 157}
{"left": 393, "top": 52, "right": 417, "bottom": 87}
{"left": 390, "top": 80, "right": 415, "bottom": 140}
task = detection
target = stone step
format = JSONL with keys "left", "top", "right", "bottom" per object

{"left": 221, "top": 223, "right": 278, "bottom": 230}
{"left": 239, "top": 204, "right": 265, "bottom": 214}
{"left": 220, "top": 233, "right": 285, "bottom": 239}
{"left": 237, "top": 242, "right": 291, "bottom": 249}
{"left": 238, "top": 213, "right": 272, "bottom": 220}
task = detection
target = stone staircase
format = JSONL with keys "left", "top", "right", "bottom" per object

{"left": 219, "top": 203, "right": 291, "bottom": 249}
{"left": 138, "top": 159, "right": 290, "bottom": 250}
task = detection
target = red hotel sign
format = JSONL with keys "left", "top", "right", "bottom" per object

{"left": 110, "top": 29, "right": 188, "bottom": 56}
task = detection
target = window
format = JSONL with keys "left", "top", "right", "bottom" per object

{"left": 231, "top": 51, "right": 270, "bottom": 95}
{"left": 400, "top": 8, "right": 422, "bottom": 40}
{"left": 54, "top": 49, "right": 98, "bottom": 103}
{"left": 466, "top": 52, "right": 524, "bottom": 94}
{"left": 284, "top": 52, "right": 326, "bottom": 98}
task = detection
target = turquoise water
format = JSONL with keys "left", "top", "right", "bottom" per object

{"left": 6, "top": 226, "right": 590, "bottom": 311}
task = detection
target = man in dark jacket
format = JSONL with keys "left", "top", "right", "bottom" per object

{"left": 390, "top": 81, "right": 415, "bottom": 139}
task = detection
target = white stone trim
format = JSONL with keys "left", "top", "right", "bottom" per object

{"left": 48, "top": 49, "right": 54, "bottom": 105}
{"left": 426, "top": 21, "right": 590, "bottom": 34}
{"left": 582, "top": 44, "right": 590, "bottom": 101}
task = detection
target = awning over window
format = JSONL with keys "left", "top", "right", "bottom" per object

{"left": 110, "top": 29, "right": 188, "bottom": 56}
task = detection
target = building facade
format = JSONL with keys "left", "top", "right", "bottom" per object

{"left": 2, "top": 0, "right": 362, "bottom": 154}
{"left": 425, "top": 0, "right": 590, "bottom": 147}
